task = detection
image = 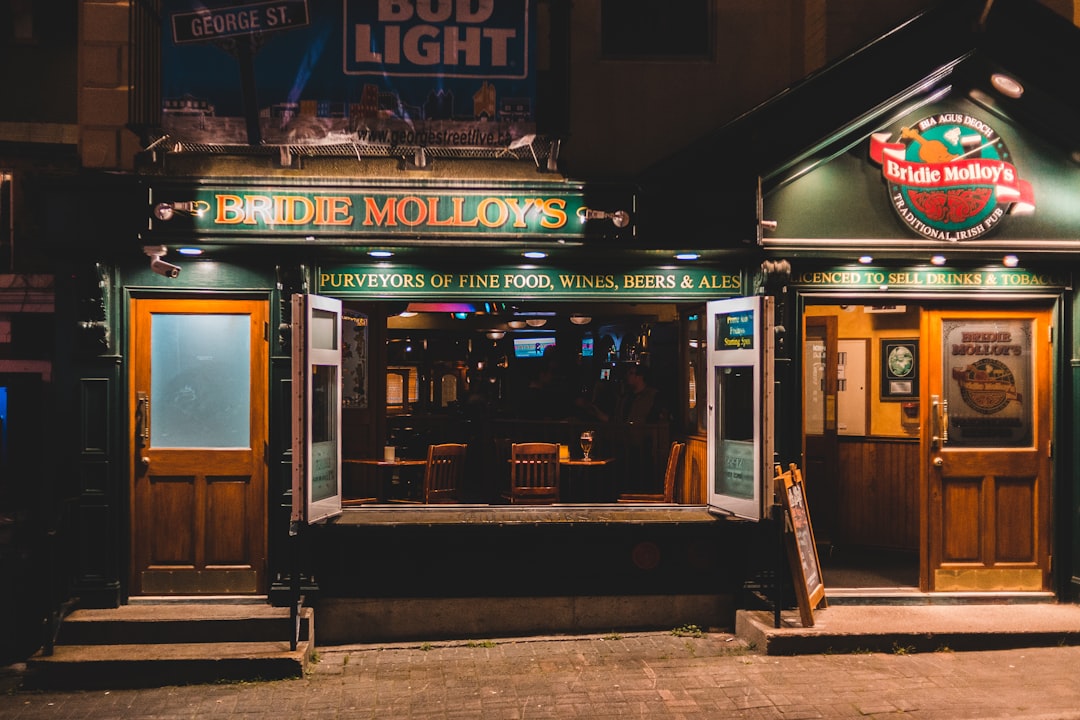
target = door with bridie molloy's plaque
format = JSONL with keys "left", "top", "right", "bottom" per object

{"left": 924, "top": 307, "right": 1052, "bottom": 592}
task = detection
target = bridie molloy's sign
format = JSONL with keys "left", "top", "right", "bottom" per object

{"left": 149, "top": 189, "right": 592, "bottom": 237}
{"left": 869, "top": 113, "right": 1035, "bottom": 241}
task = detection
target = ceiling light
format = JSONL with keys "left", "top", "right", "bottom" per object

{"left": 525, "top": 318, "right": 547, "bottom": 327}
{"left": 507, "top": 320, "right": 527, "bottom": 329}
{"left": 931, "top": 255, "right": 946, "bottom": 266}
{"left": 369, "top": 250, "right": 393, "bottom": 258}
{"left": 858, "top": 255, "right": 873, "bottom": 264}
{"left": 177, "top": 247, "right": 203, "bottom": 256}
{"left": 523, "top": 251, "right": 547, "bottom": 259}
{"left": 569, "top": 314, "right": 591, "bottom": 325}
{"left": 675, "top": 253, "right": 700, "bottom": 261}
{"left": 991, "top": 73, "right": 1024, "bottom": 99}
{"left": 1003, "top": 254, "right": 1019, "bottom": 268}
{"left": 486, "top": 330, "right": 506, "bottom": 340}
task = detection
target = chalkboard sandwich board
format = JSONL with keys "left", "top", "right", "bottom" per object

{"left": 775, "top": 463, "right": 826, "bottom": 627}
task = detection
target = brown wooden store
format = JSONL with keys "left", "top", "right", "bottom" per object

{"left": 52, "top": 0, "right": 1080, "bottom": 644}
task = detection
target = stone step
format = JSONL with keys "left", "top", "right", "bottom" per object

{"left": 55, "top": 604, "right": 310, "bottom": 645}
{"left": 23, "top": 604, "right": 314, "bottom": 689}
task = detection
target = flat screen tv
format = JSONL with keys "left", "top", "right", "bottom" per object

{"left": 513, "top": 336, "right": 556, "bottom": 358}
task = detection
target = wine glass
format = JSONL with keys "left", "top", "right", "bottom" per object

{"left": 580, "top": 430, "right": 594, "bottom": 462}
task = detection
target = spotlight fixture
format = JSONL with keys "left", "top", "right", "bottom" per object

{"left": 153, "top": 200, "right": 209, "bottom": 221}
{"left": 675, "top": 253, "right": 700, "bottom": 261}
{"left": 1003, "top": 254, "right": 1019, "bottom": 268}
{"left": 177, "top": 247, "right": 204, "bottom": 256}
{"left": 369, "top": 250, "right": 393, "bottom": 258}
{"left": 931, "top": 255, "right": 946, "bottom": 266}
{"left": 991, "top": 73, "right": 1024, "bottom": 99}
{"left": 523, "top": 251, "right": 547, "bottom": 259}
{"left": 577, "top": 207, "right": 631, "bottom": 228}
{"left": 858, "top": 255, "right": 873, "bottom": 265}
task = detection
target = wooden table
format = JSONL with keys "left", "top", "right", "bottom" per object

{"left": 343, "top": 458, "right": 428, "bottom": 502}
{"left": 560, "top": 457, "right": 614, "bottom": 502}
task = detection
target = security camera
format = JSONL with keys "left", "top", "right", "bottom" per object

{"left": 150, "top": 257, "right": 181, "bottom": 278}
{"left": 143, "top": 245, "right": 180, "bottom": 278}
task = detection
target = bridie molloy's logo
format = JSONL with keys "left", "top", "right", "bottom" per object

{"left": 869, "top": 114, "right": 1035, "bottom": 240}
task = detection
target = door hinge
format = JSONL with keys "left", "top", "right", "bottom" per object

{"left": 1049, "top": 325, "right": 1054, "bottom": 344}
{"left": 264, "top": 321, "right": 270, "bottom": 342}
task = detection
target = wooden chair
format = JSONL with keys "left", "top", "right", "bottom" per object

{"left": 503, "top": 442, "right": 561, "bottom": 504}
{"left": 390, "top": 443, "right": 467, "bottom": 504}
{"left": 617, "top": 441, "right": 684, "bottom": 503}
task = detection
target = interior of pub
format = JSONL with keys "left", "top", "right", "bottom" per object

{"left": 338, "top": 299, "right": 706, "bottom": 506}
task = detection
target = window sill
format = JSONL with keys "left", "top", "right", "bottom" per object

{"left": 330, "top": 504, "right": 720, "bottom": 526}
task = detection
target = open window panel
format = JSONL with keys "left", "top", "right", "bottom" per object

{"left": 292, "top": 293, "right": 344, "bottom": 524}
{"left": 706, "top": 296, "right": 774, "bottom": 521}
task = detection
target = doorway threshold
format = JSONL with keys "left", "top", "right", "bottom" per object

{"left": 128, "top": 596, "right": 269, "bottom": 605}
{"left": 826, "top": 588, "right": 1056, "bottom": 606}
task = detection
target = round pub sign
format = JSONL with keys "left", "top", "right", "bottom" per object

{"left": 869, "top": 113, "right": 1034, "bottom": 241}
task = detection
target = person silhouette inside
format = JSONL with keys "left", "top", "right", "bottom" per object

{"left": 589, "top": 364, "right": 667, "bottom": 424}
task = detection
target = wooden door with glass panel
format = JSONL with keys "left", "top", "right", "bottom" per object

{"left": 924, "top": 308, "right": 1052, "bottom": 592}
{"left": 129, "top": 298, "right": 268, "bottom": 595}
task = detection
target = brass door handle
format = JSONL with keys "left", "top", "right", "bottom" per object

{"left": 136, "top": 391, "right": 150, "bottom": 447}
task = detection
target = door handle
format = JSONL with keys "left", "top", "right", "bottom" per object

{"left": 931, "top": 395, "right": 949, "bottom": 450}
{"left": 136, "top": 391, "right": 150, "bottom": 473}
{"left": 136, "top": 391, "right": 150, "bottom": 447}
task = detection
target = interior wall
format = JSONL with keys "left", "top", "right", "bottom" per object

{"left": 805, "top": 304, "right": 921, "bottom": 437}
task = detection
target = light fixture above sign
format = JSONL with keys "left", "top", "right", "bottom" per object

{"left": 153, "top": 200, "right": 209, "bottom": 221}
{"left": 577, "top": 207, "right": 631, "bottom": 228}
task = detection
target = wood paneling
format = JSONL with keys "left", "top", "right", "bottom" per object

{"left": 835, "top": 437, "right": 919, "bottom": 550}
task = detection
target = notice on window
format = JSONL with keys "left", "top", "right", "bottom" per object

{"left": 716, "top": 310, "right": 754, "bottom": 350}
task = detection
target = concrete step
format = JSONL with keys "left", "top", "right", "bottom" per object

{"left": 23, "top": 603, "right": 314, "bottom": 689}
{"left": 736, "top": 603, "right": 1080, "bottom": 656}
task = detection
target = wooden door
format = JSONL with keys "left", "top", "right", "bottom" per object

{"left": 803, "top": 315, "right": 838, "bottom": 545}
{"left": 924, "top": 308, "right": 1052, "bottom": 591}
{"left": 129, "top": 298, "right": 268, "bottom": 595}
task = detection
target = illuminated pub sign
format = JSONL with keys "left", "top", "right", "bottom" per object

{"left": 148, "top": 186, "right": 605, "bottom": 239}
{"left": 318, "top": 265, "right": 743, "bottom": 300}
{"left": 870, "top": 113, "right": 1035, "bottom": 241}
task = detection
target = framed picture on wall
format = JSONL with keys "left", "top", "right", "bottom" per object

{"left": 881, "top": 339, "right": 918, "bottom": 400}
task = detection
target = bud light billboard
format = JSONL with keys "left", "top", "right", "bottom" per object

{"left": 161, "top": 0, "right": 536, "bottom": 148}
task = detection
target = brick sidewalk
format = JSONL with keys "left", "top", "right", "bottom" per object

{"left": 4, "top": 631, "right": 1080, "bottom": 719}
